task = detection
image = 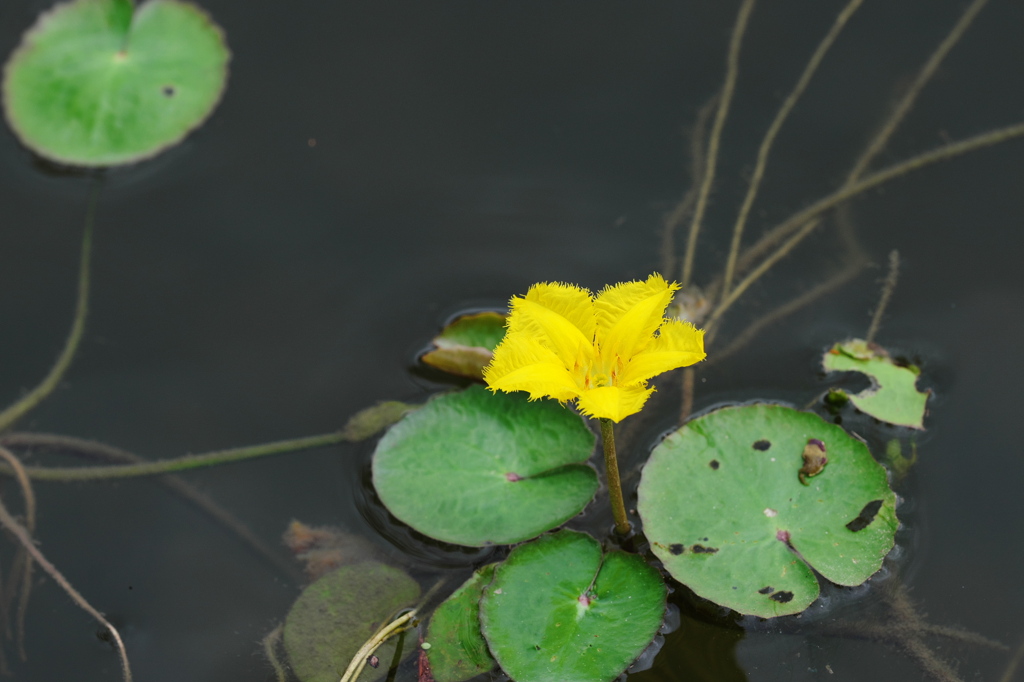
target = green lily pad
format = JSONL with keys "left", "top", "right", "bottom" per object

{"left": 637, "top": 404, "right": 897, "bottom": 618}
{"left": 372, "top": 385, "right": 598, "bottom": 546}
{"left": 420, "top": 311, "right": 507, "bottom": 380}
{"left": 479, "top": 530, "right": 666, "bottom": 682}
{"left": 425, "top": 564, "right": 498, "bottom": 682}
{"left": 3, "top": 0, "right": 230, "bottom": 167}
{"left": 283, "top": 561, "right": 421, "bottom": 682}
{"left": 822, "top": 339, "right": 929, "bottom": 429}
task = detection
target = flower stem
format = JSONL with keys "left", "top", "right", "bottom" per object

{"left": 599, "top": 419, "right": 631, "bottom": 536}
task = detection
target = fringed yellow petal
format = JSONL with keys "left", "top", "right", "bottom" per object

{"left": 506, "top": 282, "right": 596, "bottom": 368}
{"left": 522, "top": 282, "right": 597, "bottom": 340}
{"left": 486, "top": 274, "right": 701, "bottom": 421}
{"left": 595, "top": 273, "right": 679, "bottom": 363}
{"left": 619, "top": 319, "right": 706, "bottom": 385}
{"left": 575, "top": 384, "right": 654, "bottom": 422}
{"left": 484, "top": 333, "right": 581, "bottom": 402}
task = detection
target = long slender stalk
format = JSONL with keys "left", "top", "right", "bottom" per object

{"left": 730, "top": 0, "right": 994, "bottom": 282}
{"left": 721, "top": 0, "right": 863, "bottom": 300}
{"left": 709, "top": 120, "right": 1024, "bottom": 327}
{"left": 599, "top": 419, "right": 630, "bottom": 536}
{"left": 705, "top": 218, "right": 822, "bottom": 337}
{"left": 865, "top": 250, "right": 900, "bottom": 343}
{"left": 339, "top": 611, "right": 414, "bottom": 682}
{"left": 680, "top": 0, "right": 757, "bottom": 288}
{"left": 1, "top": 431, "right": 349, "bottom": 482}
{"left": 0, "top": 448, "right": 35, "bottom": 534}
{"left": 707, "top": 253, "right": 865, "bottom": 366}
{"left": 999, "top": 636, "right": 1024, "bottom": 682}
{"left": 0, "top": 432, "right": 299, "bottom": 579}
{"left": 661, "top": 95, "right": 717, "bottom": 277}
{"left": 0, "top": 495, "right": 132, "bottom": 682}
{"left": 703, "top": 197, "right": 866, "bottom": 362}
{"left": 261, "top": 625, "right": 288, "bottom": 682}
{"left": 0, "top": 447, "right": 35, "bottom": 660}
{"left": 844, "top": 0, "right": 989, "bottom": 185}
{"left": 0, "top": 180, "right": 101, "bottom": 433}
{"left": 680, "top": 368, "right": 695, "bottom": 423}
{"left": 340, "top": 579, "right": 448, "bottom": 682}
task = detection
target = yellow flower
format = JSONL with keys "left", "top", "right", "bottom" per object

{"left": 483, "top": 273, "right": 706, "bottom": 422}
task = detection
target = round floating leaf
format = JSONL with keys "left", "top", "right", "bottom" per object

{"left": 3, "top": 0, "right": 230, "bottom": 166}
{"left": 480, "top": 530, "right": 666, "bottom": 682}
{"left": 425, "top": 564, "right": 498, "bottom": 682}
{"left": 822, "top": 339, "right": 930, "bottom": 429}
{"left": 372, "top": 385, "right": 598, "bottom": 546}
{"left": 637, "top": 404, "right": 897, "bottom": 618}
{"left": 420, "top": 311, "right": 507, "bottom": 380}
{"left": 283, "top": 562, "right": 421, "bottom": 682}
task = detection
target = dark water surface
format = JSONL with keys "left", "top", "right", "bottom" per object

{"left": 1, "top": 1, "right": 1023, "bottom": 680}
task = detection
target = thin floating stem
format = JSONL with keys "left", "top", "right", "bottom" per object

{"left": 661, "top": 95, "right": 717, "bottom": 277}
{"left": 712, "top": 120, "right": 1024, "bottom": 333}
{"left": 865, "top": 250, "right": 900, "bottom": 344}
{"left": 999, "top": 635, "right": 1024, "bottom": 682}
{"left": 261, "top": 625, "right": 288, "bottom": 682}
{"left": 0, "top": 432, "right": 299, "bottom": 579}
{"left": 844, "top": 0, "right": 989, "bottom": 185}
{"left": 708, "top": 254, "right": 865, "bottom": 366}
{"left": 0, "top": 495, "right": 132, "bottom": 682}
{"left": 0, "top": 180, "right": 101, "bottom": 433}
{"left": 338, "top": 578, "right": 446, "bottom": 682}
{"left": 339, "top": 611, "right": 415, "bottom": 682}
{"left": 0, "top": 446, "right": 35, "bottom": 660}
{"left": 706, "top": 218, "right": 822, "bottom": 338}
{"left": 731, "top": 0, "right": 996, "bottom": 282}
{"left": 721, "top": 0, "right": 864, "bottom": 300}
{"left": 680, "top": 0, "right": 757, "bottom": 289}
{"left": 2, "top": 431, "right": 350, "bottom": 482}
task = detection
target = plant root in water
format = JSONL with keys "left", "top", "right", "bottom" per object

{"left": 721, "top": 0, "right": 864, "bottom": 300}
{"left": 0, "top": 432, "right": 301, "bottom": 581}
{"left": 0, "top": 493, "right": 132, "bottom": 682}
{"left": 661, "top": 94, "right": 716, "bottom": 279}
{"left": 0, "top": 430, "right": 352, "bottom": 481}
{"left": 820, "top": 579, "right": 1007, "bottom": 682}
{"left": 999, "top": 634, "right": 1024, "bottom": 682}
{"left": 679, "top": 0, "right": 756, "bottom": 290}
{"left": 261, "top": 624, "right": 289, "bottom": 682}
{"left": 658, "top": 3, "right": 1022, "bottom": 676}
{"left": 666, "top": 0, "right": 1024, "bottom": 421}
{"left": 0, "top": 446, "right": 35, "bottom": 662}
{"left": 866, "top": 250, "right": 901, "bottom": 344}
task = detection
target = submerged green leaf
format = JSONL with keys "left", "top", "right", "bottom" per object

{"left": 638, "top": 404, "right": 897, "bottom": 618}
{"left": 420, "top": 311, "right": 507, "bottom": 380}
{"left": 883, "top": 438, "right": 918, "bottom": 480}
{"left": 480, "top": 530, "right": 666, "bottom": 682}
{"left": 425, "top": 564, "right": 498, "bottom": 682}
{"left": 822, "top": 339, "right": 929, "bottom": 429}
{"left": 283, "top": 562, "right": 420, "bottom": 682}
{"left": 372, "top": 386, "right": 598, "bottom": 546}
{"left": 3, "top": 0, "right": 230, "bottom": 166}
{"left": 341, "top": 401, "right": 419, "bottom": 442}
